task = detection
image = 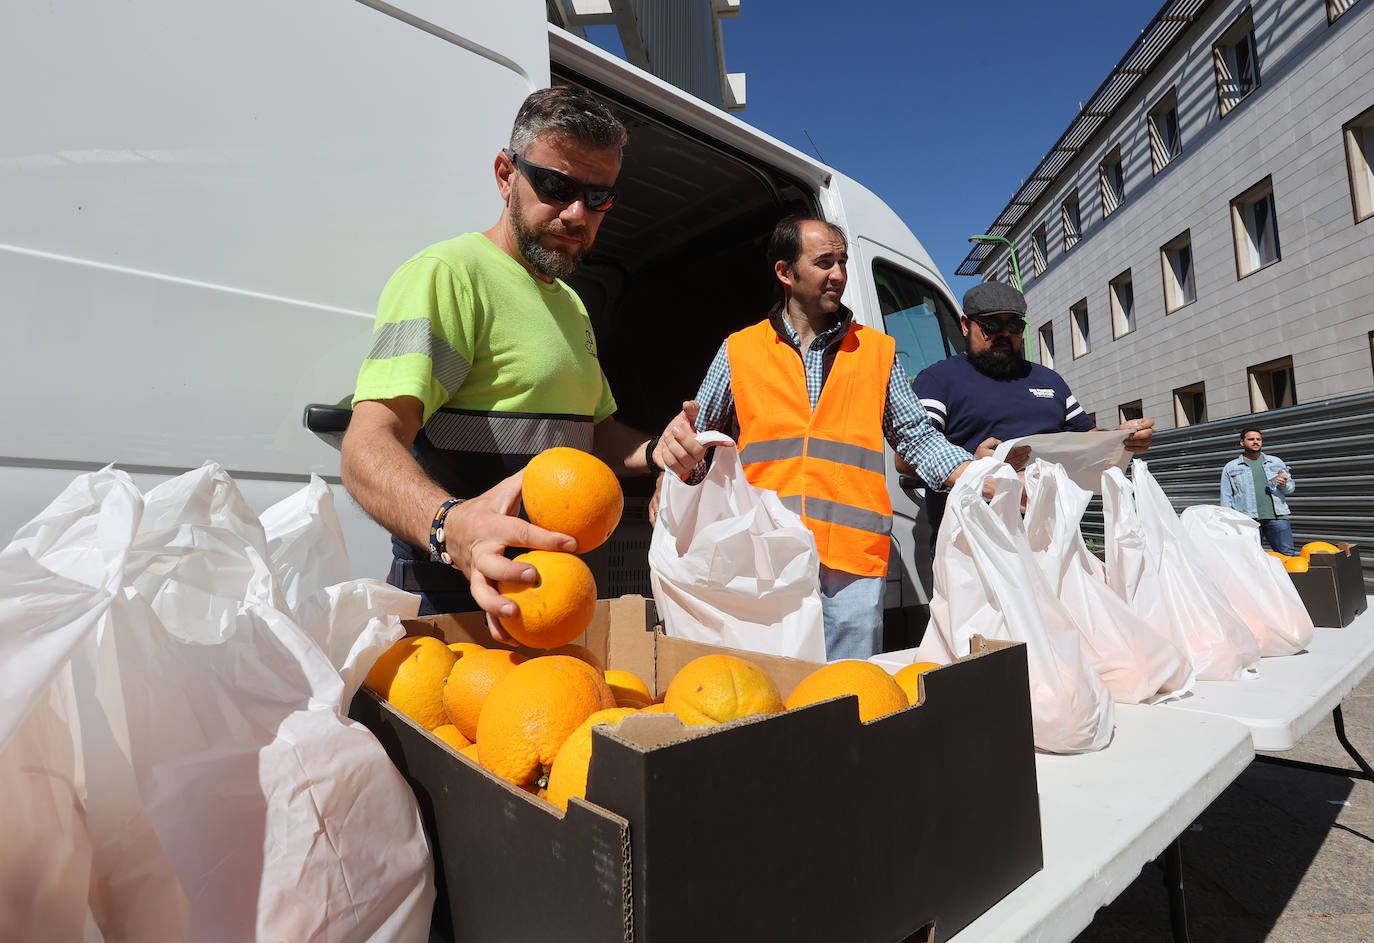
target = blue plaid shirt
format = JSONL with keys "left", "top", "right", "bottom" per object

{"left": 692, "top": 306, "right": 972, "bottom": 489}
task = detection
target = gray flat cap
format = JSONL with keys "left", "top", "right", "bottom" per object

{"left": 962, "top": 281, "right": 1027, "bottom": 317}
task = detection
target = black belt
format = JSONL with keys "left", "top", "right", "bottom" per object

{"left": 392, "top": 559, "right": 472, "bottom": 594}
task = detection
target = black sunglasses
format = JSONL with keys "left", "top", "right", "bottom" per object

{"left": 968, "top": 313, "right": 1027, "bottom": 335}
{"left": 505, "top": 150, "right": 618, "bottom": 212}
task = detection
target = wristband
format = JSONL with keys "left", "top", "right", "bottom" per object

{"left": 428, "top": 497, "right": 463, "bottom": 566}
{"left": 644, "top": 434, "right": 662, "bottom": 473}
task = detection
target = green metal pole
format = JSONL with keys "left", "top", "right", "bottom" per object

{"left": 968, "top": 234, "right": 1032, "bottom": 361}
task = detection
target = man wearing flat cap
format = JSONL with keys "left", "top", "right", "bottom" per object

{"left": 908, "top": 281, "right": 1153, "bottom": 544}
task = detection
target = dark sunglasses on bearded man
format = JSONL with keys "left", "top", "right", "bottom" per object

{"left": 503, "top": 149, "right": 619, "bottom": 212}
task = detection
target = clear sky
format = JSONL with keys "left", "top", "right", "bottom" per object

{"left": 592, "top": 0, "right": 1166, "bottom": 293}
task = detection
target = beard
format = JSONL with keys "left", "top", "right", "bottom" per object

{"left": 510, "top": 188, "right": 586, "bottom": 280}
{"left": 968, "top": 345, "right": 1026, "bottom": 380}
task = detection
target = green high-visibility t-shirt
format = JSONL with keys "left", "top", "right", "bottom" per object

{"left": 353, "top": 232, "right": 616, "bottom": 424}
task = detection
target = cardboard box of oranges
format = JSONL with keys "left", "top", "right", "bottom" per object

{"left": 350, "top": 596, "right": 1042, "bottom": 943}
{"left": 1287, "top": 542, "right": 1366, "bottom": 627}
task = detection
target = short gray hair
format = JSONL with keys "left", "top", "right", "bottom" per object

{"left": 509, "top": 86, "right": 628, "bottom": 156}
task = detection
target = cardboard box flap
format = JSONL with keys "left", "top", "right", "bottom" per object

{"left": 581, "top": 635, "right": 1041, "bottom": 943}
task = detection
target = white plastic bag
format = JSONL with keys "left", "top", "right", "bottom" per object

{"left": 998, "top": 429, "right": 1131, "bottom": 494}
{"left": 649, "top": 432, "right": 827, "bottom": 662}
{"left": 0, "top": 464, "right": 432, "bottom": 943}
{"left": 1179, "top": 505, "right": 1315, "bottom": 656}
{"left": 922, "top": 458, "right": 1114, "bottom": 753}
{"left": 1022, "top": 460, "right": 1193, "bottom": 704}
{"left": 1102, "top": 461, "right": 1261, "bottom": 681}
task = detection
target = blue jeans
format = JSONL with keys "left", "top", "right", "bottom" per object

{"left": 1258, "top": 518, "right": 1295, "bottom": 556}
{"left": 819, "top": 565, "right": 884, "bottom": 660}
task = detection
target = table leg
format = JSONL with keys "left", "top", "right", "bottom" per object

{"left": 1254, "top": 706, "right": 1374, "bottom": 782}
{"left": 1162, "top": 836, "right": 1190, "bottom": 943}
{"left": 1333, "top": 705, "right": 1374, "bottom": 781}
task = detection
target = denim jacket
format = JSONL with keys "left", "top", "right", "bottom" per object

{"left": 1220, "top": 452, "right": 1294, "bottom": 518}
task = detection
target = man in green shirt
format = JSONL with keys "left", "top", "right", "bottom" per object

{"left": 1220, "top": 427, "right": 1296, "bottom": 554}
{"left": 342, "top": 87, "right": 690, "bottom": 633}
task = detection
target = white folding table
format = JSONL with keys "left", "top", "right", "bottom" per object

{"left": 1161, "top": 600, "right": 1374, "bottom": 780}
{"left": 945, "top": 705, "right": 1253, "bottom": 943}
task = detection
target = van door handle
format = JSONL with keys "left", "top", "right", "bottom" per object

{"left": 303, "top": 404, "right": 352, "bottom": 450}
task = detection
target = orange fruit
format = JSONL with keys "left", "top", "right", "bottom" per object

{"left": 1283, "top": 556, "right": 1311, "bottom": 573}
{"left": 432, "top": 724, "right": 473, "bottom": 751}
{"left": 497, "top": 550, "right": 597, "bottom": 649}
{"left": 448, "top": 641, "right": 487, "bottom": 659}
{"left": 605, "top": 669, "right": 653, "bottom": 705}
{"left": 893, "top": 662, "right": 941, "bottom": 704}
{"left": 1265, "top": 551, "right": 1286, "bottom": 560}
{"left": 364, "top": 636, "right": 457, "bottom": 730}
{"left": 540, "top": 642, "right": 604, "bottom": 672}
{"left": 1300, "top": 541, "right": 1341, "bottom": 556}
{"left": 545, "top": 707, "right": 638, "bottom": 811}
{"left": 476, "top": 655, "right": 617, "bottom": 787}
{"left": 663, "top": 654, "right": 782, "bottom": 726}
{"left": 459, "top": 743, "right": 480, "bottom": 762}
{"left": 784, "top": 660, "right": 909, "bottom": 722}
{"left": 636, "top": 703, "right": 682, "bottom": 717}
{"left": 442, "top": 647, "right": 527, "bottom": 741}
{"left": 522, "top": 446, "right": 624, "bottom": 553}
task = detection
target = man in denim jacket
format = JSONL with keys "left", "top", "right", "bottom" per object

{"left": 1220, "top": 428, "right": 1295, "bottom": 554}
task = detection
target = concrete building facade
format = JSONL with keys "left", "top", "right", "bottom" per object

{"left": 959, "top": 0, "right": 1374, "bottom": 430}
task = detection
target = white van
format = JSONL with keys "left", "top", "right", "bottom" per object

{"left": 2, "top": 0, "right": 966, "bottom": 646}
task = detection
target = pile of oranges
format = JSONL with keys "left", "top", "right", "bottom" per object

{"left": 364, "top": 634, "right": 944, "bottom": 812}
{"left": 363, "top": 445, "right": 950, "bottom": 813}
{"left": 1267, "top": 540, "right": 1343, "bottom": 573}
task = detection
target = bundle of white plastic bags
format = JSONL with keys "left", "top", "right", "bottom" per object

{"left": 0, "top": 464, "right": 432, "bottom": 943}
{"left": 1022, "top": 459, "right": 1194, "bottom": 705}
{"left": 920, "top": 458, "right": 1116, "bottom": 754}
{"left": 1103, "top": 460, "right": 1262, "bottom": 681}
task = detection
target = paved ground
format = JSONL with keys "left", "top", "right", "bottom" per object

{"left": 1073, "top": 670, "right": 1374, "bottom": 943}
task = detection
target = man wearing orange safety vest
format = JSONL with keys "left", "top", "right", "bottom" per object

{"left": 655, "top": 215, "right": 983, "bottom": 659}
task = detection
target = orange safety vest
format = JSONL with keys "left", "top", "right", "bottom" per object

{"left": 727, "top": 318, "right": 895, "bottom": 578}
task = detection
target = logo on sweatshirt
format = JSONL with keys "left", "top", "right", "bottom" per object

{"left": 1029, "top": 387, "right": 1055, "bottom": 398}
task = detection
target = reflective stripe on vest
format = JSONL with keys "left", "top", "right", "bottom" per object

{"left": 728, "top": 318, "right": 895, "bottom": 577}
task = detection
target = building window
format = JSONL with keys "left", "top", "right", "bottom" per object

{"left": 1344, "top": 104, "right": 1374, "bottom": 223}
{"left": 1031, "top": 225, "right": 1048, "bottom": 277}
{"left": 1005, "top": 257, "right": 1018, "bottom": 288}
{"left": 1148, "top": 88, "right": 1182, "bottom": 174}
{"left": 1329, "top": 0, "right": 1361, "bottom": 23}
{"left": 1248, "top": 356, "right": 1297, "bottom": 411}
{"left": 1085, "top": 412, "right": 1097, "bottom": 426}
{"left": 1070, "top": 299, "right": 1091, "bottom": 359}
{"left": 1160, "top": 230, "right": 1196, "bottom": 313}
{"left": 1039, "top": 321, "right": 1056, "bottom": 369}
{"left": 1062, "top": 191, "right": 1082, "bottom": 251}
{"left": 1109, "top": 270, "right": 1135, "bottom": 339}
{"left": 1173, "top": 382, "right": 1208, "bottom": 427}
{"left": 1119, "top": 400, "right": 1144, "bottom": 424}
{"left": 1100, "top": 147, "right": 1125, "bottom": 217}
{"left": 1231, "top": 176, "right": 1280, "bottom": 278}
{"left": 1213, "top": 9, "right": 1260, "bottom": 118}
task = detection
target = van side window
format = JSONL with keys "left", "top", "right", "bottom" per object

{"left": 873, "top": 260, "right": 964, "bottom": 376}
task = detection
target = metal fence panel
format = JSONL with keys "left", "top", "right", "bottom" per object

{"left": 1081, "top": 392, "right": 1374, "bottom": 591}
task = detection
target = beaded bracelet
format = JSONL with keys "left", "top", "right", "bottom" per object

{"left": 644, "top": 434, "right": 662, "bottom": 473}
{"left": 428, "top": 497, "right": 463, "bottom": 565}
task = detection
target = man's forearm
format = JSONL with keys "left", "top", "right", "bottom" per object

{"left": 341, "top": 427, "right": 450, "bottom": 550}
{"left": 593, "top": 416, "right": 655, "bottom": 476}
